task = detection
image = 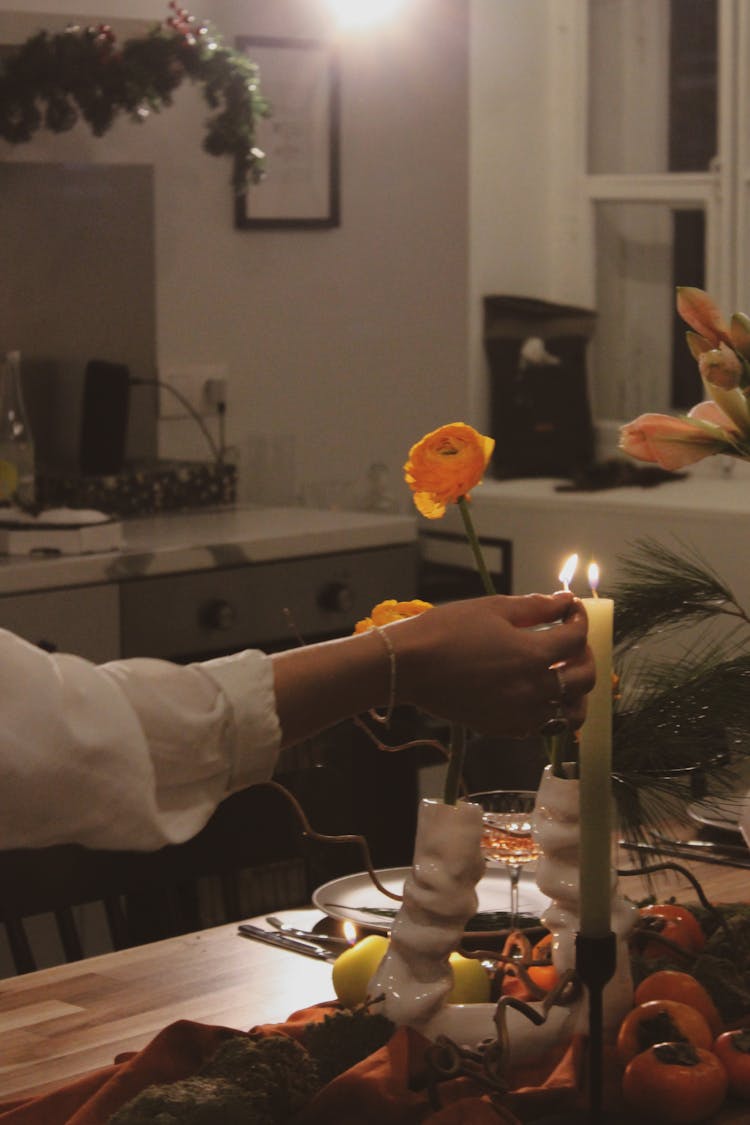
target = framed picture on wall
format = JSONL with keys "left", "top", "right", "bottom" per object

{"left": 234, "top": 35, "right": 341, "bottom": 229}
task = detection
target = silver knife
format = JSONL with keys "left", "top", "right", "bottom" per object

{"left": 265, "top": 917, "right": 349, "bottom": 946}
{"left": 620, "top": 840, "right": 750, "bottom": 870}
{"left": 649, "top": 831, "right": 750, "bottom": 859}
{"left": 237, "top": 923, "right": 337, "bottom": 961}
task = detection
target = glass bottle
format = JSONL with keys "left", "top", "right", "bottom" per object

{"left": 0, "top": 350, "right": 36, "bottom": 508}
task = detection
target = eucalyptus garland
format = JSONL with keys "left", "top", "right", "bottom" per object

{"left": 0, "top": 3, "right": 269, "bottom": 192}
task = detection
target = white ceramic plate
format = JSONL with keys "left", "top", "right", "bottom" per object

{"left": 312, "top": 866, "right": 550, "bottom": 938}
{"left": 686, "top": 794, "right": 750, "bottom": 832}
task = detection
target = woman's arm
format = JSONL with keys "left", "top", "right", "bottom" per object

{"left": 0, "top": 592, "right": 593, "bottom": 851}
{"left": 0, "top": 631, "right": 279, "bottom": 851}
{"left": 272, "top": 591, "right": 592, "bottom": 747}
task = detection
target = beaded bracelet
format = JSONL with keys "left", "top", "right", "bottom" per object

{"left": 370, "top": 625, "right": 397, "bottom": 726}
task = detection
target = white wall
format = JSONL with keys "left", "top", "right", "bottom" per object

{"left": 468, "top": 0, "right": 560, "bottom": 428}
{"left": 1, "top": 0, "right": 471, "bottom": 508}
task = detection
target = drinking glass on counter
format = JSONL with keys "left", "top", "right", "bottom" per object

{"left": 469, "top": 789, "right": 540, "bottom": 929}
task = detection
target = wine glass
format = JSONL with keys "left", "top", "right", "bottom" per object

{"left": 468, "top": 789, "right": 540, "bottom": 930}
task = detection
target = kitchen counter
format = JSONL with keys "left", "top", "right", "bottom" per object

{"left": 435, "top": 467, "right": 750, "bottom": 606}
{"left": 0, "top": 506, "right": 419, "bottom": 663}
{"left": 0, "top": 505, "right": 417, "bottom": 596}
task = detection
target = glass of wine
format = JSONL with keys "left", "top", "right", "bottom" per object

{"left": 468, "top": 789, "right": 540, "bottom": 930}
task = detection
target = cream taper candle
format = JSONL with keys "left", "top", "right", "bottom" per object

{"left": 577, "top": 563, "right": 614, "bottom": 938}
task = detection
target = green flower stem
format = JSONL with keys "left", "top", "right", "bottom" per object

{"left": 443, "top": 722, "right": 467, "bottom": 805}
{"left": 458, "top": 496, "right": 496, "bottom": 596}
{"left": 456, "top": 496, "right": 566, "bottom": 780}
{"left": 441, "top": 498, "right": 493, "bottom": 804}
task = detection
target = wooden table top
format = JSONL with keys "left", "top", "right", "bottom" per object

{"left": 0, "top": 907, "right": 335, "bottom": 1101}
{"left": 1, "top": 855, "right": 748, "bottom": 1104}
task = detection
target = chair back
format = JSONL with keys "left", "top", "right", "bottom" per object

{"left": 0, "top": 765, "right": 357, "bottom": 975}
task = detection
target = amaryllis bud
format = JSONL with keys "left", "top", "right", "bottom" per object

{"left": 730, "top": 312, "right": 750, "bottom": 359}
{"left": 698, "top": 344, "right": 743, "bottom": 390}
{"left": 619, "top": 412, "right": 731, "bottom": 471}
{"left": 686, "top": 331, "right": 713, "bottom": 361}
{"left": 676, "top": 287, "right": 731, "bottom": 347}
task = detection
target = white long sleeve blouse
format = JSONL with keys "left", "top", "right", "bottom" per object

{"left": 0, "top": 628, "right": 281, "bottom": 851}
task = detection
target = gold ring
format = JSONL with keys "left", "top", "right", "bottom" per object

{"left": 539, "top": 701, "right": 568, "bottom": 737}
{"left": 549, "top": 663, "right": 568, "bottom": 704}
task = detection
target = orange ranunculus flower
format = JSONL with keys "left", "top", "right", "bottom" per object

{"left": 619, "top": 411, "right": 734, "bottom": 470}
{"left": 354, "top": 598, "right": 433, "bottom": 634}
{"left": 676, "top": 287, "right": 732, "bottom": 348}
{"left": 404, "top": 422, "right": 494, "bottom": 519}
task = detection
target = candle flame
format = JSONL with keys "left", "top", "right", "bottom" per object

{"left": 588, "top": 561, "right": 600, "bottom": 597}
{"left": 343, "top": 920, "right": 357, "bottom": 946}
{"left": 559, "top": 553, "right": 579, "bottom": 591}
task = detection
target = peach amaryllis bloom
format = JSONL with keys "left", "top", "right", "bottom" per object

{"left": 354, "top": 598, "right": 433, "bottom": 633}
{"left": 698, "top": 343, "right": 743, "bottom": 391}
{"left": 619, "top": 411, "right": 736, "bottom": 471}
{"left": 404, "top": 422, "right": 494, "bottom": 519}
{"left": 676, "top": 286, "right": 732, "bottom": 348}
{"left": 730, "top": 312, "right": 750, "bottom": 359}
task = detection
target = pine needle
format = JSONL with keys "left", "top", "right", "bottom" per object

{"left": 611, "top": 537, "right": 748, "bottom": 648}
{"left": 610, "top": 539, "right": 750, "bottom": 844}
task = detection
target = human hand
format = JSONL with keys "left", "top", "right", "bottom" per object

{"left": 391, "top": 591, "right": 594, "bottom": 737}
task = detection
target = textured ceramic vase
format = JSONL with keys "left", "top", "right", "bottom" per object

{"left": 369, "top": 797, "right": 485, "bottom": 1030}
{"left": 533, "top": 763, "right": 638, "bottom": 1031}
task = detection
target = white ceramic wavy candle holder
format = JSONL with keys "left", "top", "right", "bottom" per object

{"left": 533, "top": 764, "right": 638, "bottom": 1032}
{"left": 370, "top": 794, "right": 579, "bottom": 1066}
{"left": 370, "top": 797, "right": 485, "bottom": 1030}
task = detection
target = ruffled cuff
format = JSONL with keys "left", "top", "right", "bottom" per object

{"left": 199, "top": 649, "right": 281, "bottom": 791}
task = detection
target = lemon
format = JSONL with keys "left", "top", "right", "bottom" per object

{"left": 446, "top": 951, "right": 491, "bottom": 1004}
{"left": 331, "top": 934, "right": 389, "bottom": 1008}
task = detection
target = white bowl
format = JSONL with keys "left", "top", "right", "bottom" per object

{"left": 423, "top": 1000, "right": 578, "bottom": 1066}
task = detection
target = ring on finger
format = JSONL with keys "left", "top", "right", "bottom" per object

{"left": 548, "top": 662, "right": 568, "bottom": 706}
{"left": 539, "top": 702, "right": 569, "bottom": 737}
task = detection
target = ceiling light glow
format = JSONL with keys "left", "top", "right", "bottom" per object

{"left": 326, "top": 0, "right": 406, "bottom": 30}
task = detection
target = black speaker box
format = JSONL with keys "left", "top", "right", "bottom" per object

{"left": 79, "top": 360, "right": 131, "bottom": 476}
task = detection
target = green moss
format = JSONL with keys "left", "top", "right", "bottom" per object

{"left": 108, "top": 1076, "right": 272, "bottom": 1124}
{"left": 199, "top": 1033, "right": 318, "bottom": 1116}
{"left": 302, "top": 1008, "right": 395, "bottom": 1088}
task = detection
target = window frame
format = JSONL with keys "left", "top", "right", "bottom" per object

{"left": 547, "top": 0, "right": 745, "bottom": 422}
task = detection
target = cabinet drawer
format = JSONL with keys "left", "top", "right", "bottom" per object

{"left": 120, "top": 544, "right": 418, "bottom": 659}
{"left": 0, "top": 585, "right": 120, "bottom": 662}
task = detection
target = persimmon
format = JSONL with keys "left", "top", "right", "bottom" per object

{"left": 713, "top": 1028, "right": 750, "bottom": 1099}
{"left": 527, "top": 932, "right": 559, "bottom": 992}
{"left": 616, "top": 999, "right": 714, "bottom": 1066}
{"left": 499, "top": 930, "right": 535, "bottom": 1000}
{"left": 637, "top": 904, "right": 706, "bottom": 959}
{"left": 634, "top": 970, "right": 723, "bottom": 1036}
{"left": 622, "top": 1042, "right": 728, "bottom": 1123}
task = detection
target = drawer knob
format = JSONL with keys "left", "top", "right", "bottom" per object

{"left": 200, "top": 599, "right": 238, "bottom": 631}
{"left": 317, "top": 581, "right": 354, "bottom": 614}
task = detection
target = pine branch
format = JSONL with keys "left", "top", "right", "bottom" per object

{"left": 614, "top": 642, "right": 750, "bottom": 774}
{"left": 611, "top": 537, "right": 750, "bottom": 846}
{"left": 612, "top": 538, "right": 749, "bottom": 649}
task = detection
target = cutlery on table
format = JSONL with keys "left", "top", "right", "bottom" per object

{"left": 237, "top": 923, "right": 337, "bottom": 961}
{"left": 619, "top": 840, "right": 750, "bottom": 870}
{"left": 648, "top": 831, "right": 750, "bottom": 859}
{"left": 265, "top": 916, "right": 348, "bottom": 946}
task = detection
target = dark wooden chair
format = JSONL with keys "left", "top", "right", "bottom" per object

{"left": 0, "top": 765, "right": 361, "bottom": 975}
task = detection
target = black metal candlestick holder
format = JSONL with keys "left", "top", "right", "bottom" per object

{"left": 576, "top": 929, "right": 617, "bottom": 1123}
